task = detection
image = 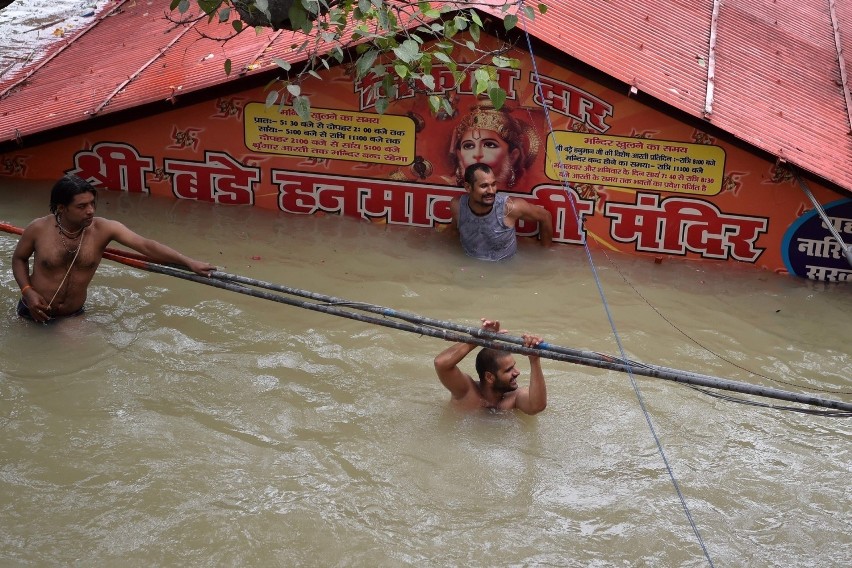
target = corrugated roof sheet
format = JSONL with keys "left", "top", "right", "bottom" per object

{"left": 499, "top": 0, "right": 852, "bottom": 193}
{"left": 1, "top": 0, "right": 850, "bottom": 194}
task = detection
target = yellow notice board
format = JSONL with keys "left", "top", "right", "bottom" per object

{"left": 245, "top": 104, "right": 415, "bottom": 166}
{"left": 545, "top": 132, "right": 726, "bottom": 196}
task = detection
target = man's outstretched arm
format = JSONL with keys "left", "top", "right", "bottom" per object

{"left": 104, "top": 219, "right": 216, "bottom": 276}
{"left": 509, "top": 198, "right": 553, "bottom": 248}
{"left": 513, "top": 333, "right": 548, "bottom": 415}
{"left": 434, "top": 318, "right": 502, "bottom": 400}
{"left": 433, "top": 340, "right": 476, "bottom": 400}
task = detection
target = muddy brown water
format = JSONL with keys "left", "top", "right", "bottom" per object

{"left": 1, "top": 181, "right": 850, "bottom": 566}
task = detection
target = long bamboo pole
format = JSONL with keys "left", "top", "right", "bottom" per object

{"left": 2, "top": 221, "right": 850, "bottom": 412}
{"left": 109, "top": 252, "right": 852, "bottom": 413}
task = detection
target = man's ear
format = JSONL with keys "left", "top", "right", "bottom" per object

{"left": 483, "top": 371, "right": 495, "bottom": 385}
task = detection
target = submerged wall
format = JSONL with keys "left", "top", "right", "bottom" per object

{"left": 1, "top": 34, "right": 849, "bottom": 281}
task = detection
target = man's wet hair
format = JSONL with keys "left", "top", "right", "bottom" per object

{"left": 50, "top": 174, "right": 97, "bottom": 214}
{"left": 475, "top": 347, "right": 508, "bottom": 379}
{"left": 463, "top": 162, "right": 493, "bottom": 187}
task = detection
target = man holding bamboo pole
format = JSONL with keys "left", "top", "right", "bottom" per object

{"left": 433, "top": 318, "right": 548, "bottom": 414}
{"left": 12, "top": 174, "right": 216, "bottom": 323}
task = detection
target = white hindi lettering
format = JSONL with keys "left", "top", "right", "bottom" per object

{"left": 604, "top": 193, "right": 767, "bottom": 261}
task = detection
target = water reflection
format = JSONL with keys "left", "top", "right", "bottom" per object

{"left": 1, "top": 182, "right": 850, "bottom": 566}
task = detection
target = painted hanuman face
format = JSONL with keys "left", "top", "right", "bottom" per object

{"left": 457, "top": 128, "right": 520, "bottom": 187}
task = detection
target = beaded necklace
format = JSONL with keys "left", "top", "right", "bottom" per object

{"left": 56, "top": 214, "right": 85, "bottom": 255}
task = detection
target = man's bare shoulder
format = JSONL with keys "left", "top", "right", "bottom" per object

{"left": 24, "top": 215, "right": 54, "bottom": 232}
{"left": 87, "top": 217, "right": 128, "bottom": 237}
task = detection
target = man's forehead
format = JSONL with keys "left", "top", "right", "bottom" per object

{"left": 70, "top": 192, "right": 96, "bottom": 204}
{"left": 474, "top": 171, "right": 495, "bottom": 184}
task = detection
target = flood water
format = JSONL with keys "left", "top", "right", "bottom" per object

{"left": 1, "top": 181, "right": 850, "bottom": 566}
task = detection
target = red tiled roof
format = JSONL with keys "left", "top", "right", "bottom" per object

{"left": 1, "top": 0, "right": 850, "bottom": 193}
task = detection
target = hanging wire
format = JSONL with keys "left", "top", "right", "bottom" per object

{"left": 795, "top": 171, "right": 852, "bottom": 269}
{"left": 516, "top": 4, "right": 715, "bottom": 566}
{"left": 687, "top": 386, "right": 852, "bottom": 417}
{"left": 599, "top": 249, "right": 852, "bottom": 396}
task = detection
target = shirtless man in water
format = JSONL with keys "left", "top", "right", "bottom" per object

{"left": 433, "top": 318, "right": 547, "bottom": 414}
{"left": 12, "top": 174, "right": 215, "bottom": 323}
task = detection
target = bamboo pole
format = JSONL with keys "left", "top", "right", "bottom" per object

{"left": 2, "top": 221, "right": 850, "bottom": 412}
{"left": 106, "top": 251, "right": 852, "bottom": 413}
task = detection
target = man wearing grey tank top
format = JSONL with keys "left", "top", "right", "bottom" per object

{"left": 450, "top": 163, "right": 553, "bottom": 261}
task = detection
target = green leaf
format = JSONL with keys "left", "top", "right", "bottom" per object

{"left": 287, "top": 84, "right": 301, "bottom": 97}
{"left": 488, "top": 87, "right": 507, "bottom": 110}
{"left": 293, "top": 95, "right": 311, "bottom": 122}
{"left": 419, "top": 73, "right": 435, "bottom": 91}
{"left": 470, "top": 11, "right": 483, "bottom": 27}
{"left": 441, "top": 97, "right": 454, "bottom": 117}
{"left": 492, "top": 55, "right": 512, "bottom": 68}
{"left": 265, "top": 90, "right": 279, "bottom": 107}
{"left": 419, "top": 53, "right": 432, "bottom": 75}
{"left": 539, "top": 3, "right": 548, "bottom": 15}
{"left": 272, "top": 57, "right": 291, "bottom": 71}
{"left": 170, "top": 0, "right": 181, "bottom": 10}
{"left": 428, "top": 95, "right": 441, "bottom": 114}
{"left": 382, "top": 74, "right": 398, "bottom": 99}
{"left": 177, "top": 0, "right": 189, "bottom": 14}
{"left": 474, "top": 78, "right": 487, "bottom": 96}
{"left": 433, "top": 51, "right": 452, "bottom": 64}
{"left": 469, "top": 24, "right": 480, "bottom": 42}
{"left": 375, "top": 97, "right": 389, "bottom": 115}
{"left": 355, "top": 49, "right": 379, "bottom": 78}
{"left": 523, "top": 5, "right": 535, "bottom": 21}
{"left": 218, "top": 7, "right": 230, "bottom": 22}
{"left": 394, "top": 63, "right": 409, "bottom": 78}
{"left": 289, "top": 1, "right": 308, "bottom": 31}
{"left": 224, "top": 58, "right": 232, "bottom": 75}
{"left": 376, "top": 8, "right": 389, "bottom": 30}
{"left": 474, "top": 67, "right": 490, "bottom": 85}
{"left": 504, "top": 14, "right": 518, "bottom": 30}
{"left": 305, "top": 0, "right": 322, "bottom": 16}
{"left": 445, "top": 19, "right": 457, "bottom": 37}
{"left": 392, "top": 39, "right": 420, "bottom": 63}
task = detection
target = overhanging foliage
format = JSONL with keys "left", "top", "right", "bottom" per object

{"left": 170, "top": 1, "right": 547, "bottom": 120}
